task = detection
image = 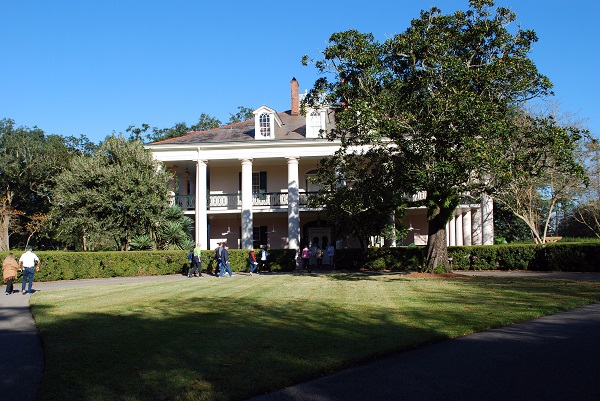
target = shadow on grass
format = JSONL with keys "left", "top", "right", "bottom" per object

{"left": 32, "top": 299, "right": 447, "bottom": 401}
{"left": 289, "top": 270, "right": 411, "bottom": 281}
{"left": 30, "top": 276, "right": 600, "bottom": 401}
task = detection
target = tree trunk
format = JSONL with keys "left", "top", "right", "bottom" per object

{"left": 0, "top": 192, "right": 14, "bottom": 251}
{"left": 0, "top": 212, "right": 9, "bottom": 251}
{"left": 425, "top": 204, "right": 453, "bottom": 273}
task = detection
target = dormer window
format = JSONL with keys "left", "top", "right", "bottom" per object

{"left": 253, "top": 105, "right": 283, "bottom": 140}
{"left": 308, "top": 111, "right": 321, "bottom": 138}
{"left": 306, "top": 108, "right": 327, "bottom": 138}
{"left": 259, "top": 113, "right": 270, "bottom": 138}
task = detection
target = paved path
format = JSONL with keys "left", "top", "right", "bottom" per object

{"left": 247, "top": 302, "right": 600, "bottom": 401}
{"left": 1, "top": 271, "right": 599, "bottom": 401}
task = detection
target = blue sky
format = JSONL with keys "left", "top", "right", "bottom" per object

{"left": 1, "top": 0, "right": 598, "bottom": 144}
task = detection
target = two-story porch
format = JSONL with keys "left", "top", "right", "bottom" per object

{"left": 156, "top": 149, "right": 341, "bottom": 252}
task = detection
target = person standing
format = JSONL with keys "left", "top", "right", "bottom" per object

{"left": 219, "top": 244, "right": 233, "bottom": 277}
{"left": 259, "top": 247, "right": 270, "bottom": 273}
{"left": 214, "top": 242, "right": 223, "bottom": 276}
{"left": 327, "top": 242, "right": 335, "bottom": 269}
{"left": 315, "top": 246, "right": 323, "bottom": 268}
{"left": 248, "top": 250, "right": 258, "bottom": 275}
{"left": 191, "top": 243, "right": 203, "bottom": 277}
{"left": 301, "top": 245, "right": 311, "bottom": 271}
{"left": 309, "top": 242, "right": 318, "bottom": 269}
{"left": 187, "top": 247, "right": 195, "bottom": 277}
{"left": 19, "top": 245, "right": 40, "bottom": 295}
{"left": 2, "top": 253, "right": 19, "bottom": 295}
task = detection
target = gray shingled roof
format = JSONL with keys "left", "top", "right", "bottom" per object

{"left": 150, "top": 110, "right": 308, "bottom": 145}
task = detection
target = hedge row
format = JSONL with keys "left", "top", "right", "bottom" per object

{"left": 335, "top": 242, "right": 600, "bottom": 272}
{"left": 448, "top": 243, "right": 600, "bottom": 272}
{"left": 1, "top": 243, "right": 598, "bottom": 283}
{"left": 0, "top": 249, "right": 297, "bottom": 283}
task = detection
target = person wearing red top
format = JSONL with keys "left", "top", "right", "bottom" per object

{"left": 248, "top": 250, "right": 259, "bottom": 275}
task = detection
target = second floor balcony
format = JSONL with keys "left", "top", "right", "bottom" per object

{"left": 172, "top": 192, "right": 319, "bottom": 211}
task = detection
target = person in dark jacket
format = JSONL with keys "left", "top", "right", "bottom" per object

{"left": 187, "top": 247, "right": 195, "bottom": 277}
{"left": 219, "top": 244, "right": 233, "bottom": 277}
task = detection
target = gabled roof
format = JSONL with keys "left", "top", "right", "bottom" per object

{"left": 149, "top": 110, "right": 308, "bottom": 145}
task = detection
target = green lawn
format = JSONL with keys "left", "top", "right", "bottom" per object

{"left": 31, "top": 273, "right": 600, "bottom": 401}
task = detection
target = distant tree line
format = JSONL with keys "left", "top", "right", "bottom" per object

{"left": 0, "top": 106, "right": 254, "bottom": 251}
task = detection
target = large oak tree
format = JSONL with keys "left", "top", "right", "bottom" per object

{"left": 303, "top": 0, "right": 581, "bottom": 272}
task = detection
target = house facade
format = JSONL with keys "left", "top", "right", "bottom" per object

{"left": 146, "top": 78, "right": 494, "bottom": 254}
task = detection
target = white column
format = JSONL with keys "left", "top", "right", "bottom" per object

{"left": 472, "top": 207, "right": 482, "bottom": 245}
{"left": 287, "top": 157, "right": 300, "bottom": 252}
{"left": 481, "top": 194, "right": 494, "bottom": 245}
{"left": 448, "top": 215, "right": 456, "bottom": 246}
{"left": 455, "top": 212, "right": 464, "bottom": 246}
{"left": 195, "top": 160, "right": 208, "bottom": 248}
{"left": 446, "top": 221, "right": 450, "bottom": 247}
{"left": 240, "top": 158, "right": 254, "bottom": 249}
{"left": 462, "top": 209, "right": 472, "bottom": 246}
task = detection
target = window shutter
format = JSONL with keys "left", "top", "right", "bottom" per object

{"left": 260, "top": 226, "right": 268, "bottom": 246}
{"left": 260, "top": 171, "right": 267, "bottom": 193}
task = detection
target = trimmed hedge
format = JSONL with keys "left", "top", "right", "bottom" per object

{"left": 1, "top": 242, "right": 597, "bottom": 283}
{"left": 334, "top": 242, "right": 600, "bottom": 273}
{"left": 0, "top": 249, "right": 297, "bottom": 283}
{"left": 448, "top": 243, "right": 600, "bottom": 272}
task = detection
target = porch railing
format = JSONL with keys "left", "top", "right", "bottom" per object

{"left": 173, "top": 192, "right": 318, "bottom": 211}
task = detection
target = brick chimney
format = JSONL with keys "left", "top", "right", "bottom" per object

{"left": 290, "top": 77, "right": 299, "bottom": 116}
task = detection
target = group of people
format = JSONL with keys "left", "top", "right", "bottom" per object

{"left": 247, "top": 247, "right": 270, "bottom": 276}
{"left": 2, "top": 245, "right": 41, "bottom": 295}
{"left": 186, "top": 242, "right": 270, "bottom": 278}
{"left": 302, "top": 242, "right": 335, "bottom": 272}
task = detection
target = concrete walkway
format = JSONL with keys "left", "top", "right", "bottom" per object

{"left": 1, "top": 271, "right": 599, "bottom": 401}
{"left": 248, "top": 302, "right": 600, "bottom": 401}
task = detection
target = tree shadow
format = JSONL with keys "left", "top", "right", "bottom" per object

{"left": 29, "top": 275, "right": 600, "bottom": 401}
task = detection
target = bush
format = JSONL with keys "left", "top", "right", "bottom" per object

{"left": 448, "top": 243, "right": 600, "bottom": 272}
{"left": 1, "top": 242, "right": 597, "bottom": 283}
{"left": 0, "top": 248, "right": 298, "bottom": 283}
{"left": 337, "top": 247, "right": 426, "bottom": 271}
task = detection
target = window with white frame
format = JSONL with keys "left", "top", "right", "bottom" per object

{"left": 259, "top": 113, "right": 270, "bottom": 137}
{"left": 239, "top": 171, "right": 267, "bottom": 193}
{"left": 253, "top": 106, "right": 282, "bottom": 140}
{"left": 252, "top": 172, "right": 261, "bottom": 193}
{"left": 308, "top": 110, "right": 321, "bottom": 137}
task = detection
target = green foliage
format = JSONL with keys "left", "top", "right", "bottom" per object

{"left": 335, "top": 247, "right": 426, "bottom": 271}
{"left": 540, "top": 243, "right": 600, "bottom": 272}
{"left": 154, "top": 205, "right": 194, "bottom": 250}
{"left": 129, "top": 235, "right": 154, "bottom": 250}
{"left": 311, "top": 151, "right": 407, "bottom": 248}
{"left": 228, "top": 106, "right": 255, "bottom": 123}
{"left": 50, "top": 135, "right": 172, "bottom": 250}
{"left": 0, "top": 249, "right": 298, "bottom": 282}
{"left": 303, "top": 1, "right": 558, "bottom": 272}
{"left": 448, "top": 242, "right": 600, "bottom": 272}
{"left": 0, "top": 118, "right": 91, "bottom": 250}
{"left": 493, "top": 202, "right": 532, "bottom": 242}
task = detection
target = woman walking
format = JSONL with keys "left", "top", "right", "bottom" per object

{"left": 248, "top": 250, "right": 258, "bottom": 276}
{"left": 2, "top": 253, "right": 19, "bottom": 295}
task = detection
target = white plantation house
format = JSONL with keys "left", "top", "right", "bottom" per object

{"left": 146, "top": 78, "right": 494, "bottom": 254}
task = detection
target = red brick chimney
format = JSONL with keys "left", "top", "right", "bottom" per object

{"left": 291, "top": 77, "right": 299, "bottom": 116}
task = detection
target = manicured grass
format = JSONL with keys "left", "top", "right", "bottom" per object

{"left": 31, "top": 273, "right": 600, "bottom": 401}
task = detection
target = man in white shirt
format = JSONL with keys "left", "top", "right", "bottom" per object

{"left": 19, "top": 245, "right": 40, "bottom": 295}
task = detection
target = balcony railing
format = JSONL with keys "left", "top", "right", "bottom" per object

{"left": 173, "top": 192, "right": 318, "bottom": 211}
